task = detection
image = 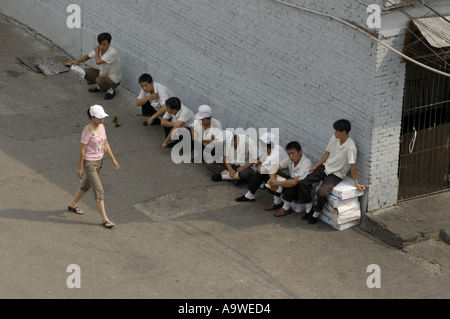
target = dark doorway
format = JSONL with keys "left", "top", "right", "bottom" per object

{"left": 399, "top": 22, "right": 450, "bottom": 200}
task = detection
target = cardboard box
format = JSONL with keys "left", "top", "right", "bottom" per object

{"left": 321, "top": 204, "right": 361, "bottom": 225}
{"left": 327, "top": 194, "right": 359, "bottom": 208}
{"left": 330, "top": 176, "right": 364, "bottom": 200}
{"left": 319, "top": 213, "right": 361, "bottom": 231}
{"left": 323, "top": 201, "right": 360, "bottom": 215}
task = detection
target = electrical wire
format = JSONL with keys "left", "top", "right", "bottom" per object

{"left": 271, "top": 0, "right": 450, "bottom": 78}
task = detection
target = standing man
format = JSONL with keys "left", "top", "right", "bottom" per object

{"left": 70, "top": 33, "right": 121, "bottom": 100}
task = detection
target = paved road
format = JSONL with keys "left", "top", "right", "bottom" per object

{"left": 0, "top": 14, "right": 449, "bottom": 299}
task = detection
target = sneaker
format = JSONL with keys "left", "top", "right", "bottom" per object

{"left": 235, "top": 195, "right": 255, "bottom": 202}
{"left": 211, "top": 174, "right": 222, "bottom": 182}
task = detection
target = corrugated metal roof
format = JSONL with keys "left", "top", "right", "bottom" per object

{"left": 412, "top": 15, "right": 450, "bottom": 48}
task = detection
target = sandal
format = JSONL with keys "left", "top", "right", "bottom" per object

{"left": 103, "top": 219, "right": 115, "bottom": 228}
{"left": 68, "top": 206, "right": 83, "bottom": 215}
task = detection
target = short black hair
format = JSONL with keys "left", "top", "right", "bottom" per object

{"left": 138, "top": 73, "right": 153, "bottom": 84}
{"left": 166, "top": 97, "right": 182, "bottom": 111}
{"left": 333, "top": 119, "right": 351, "bottom": 134}
{"left": 97, "top": 32, "right": 112, "bottom": 44}
{"left": 286, "top": 141, "right": 302, "bottom": 152}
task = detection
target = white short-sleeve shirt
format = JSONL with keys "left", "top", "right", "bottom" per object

{"left": 88, "top": 47, "right": 121, "bottom": 84}
{"left": 224, "top": 134, "right": 258, "bottom": 166}
{"left": 261, "top": 145, "right": 288, "bottom": 170}
{"left": 192, "top": 118, "right": 223, "bottom": 146}
{"left": 324, "top": 135, "right": 357, "bottom": 179}
{"left": 163, "top": 104, "right": 195, "bottom": 128}
{"left": 279, "top": 155, "right": 312, "bottom": 179}
{"left": 137, "top": 82, "right": 175, "bottom": 111}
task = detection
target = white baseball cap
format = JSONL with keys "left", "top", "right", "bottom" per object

{"left": 260, "top": 132, "right": 275, "bottom": 144}
{"left": 90, "top": 105, "right": 109, "bottom": 119}
{"left": 195, "top": 105, "right": 212, "bottom": 120}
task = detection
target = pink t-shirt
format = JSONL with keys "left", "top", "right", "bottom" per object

{"left": 81, "top": 124, "right": 107, "bottom": 161}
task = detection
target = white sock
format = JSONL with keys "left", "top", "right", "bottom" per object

{"left": 71, "top": 65, "right": 86, "bottom": 78}
{"left": 283, "top": 201, "right": 291, "bottom": 210}
{"left": 245, "top": 191, "right": 255, "bottom": 200}
{"left": 107, "top": 87, "right": 114, "bottom": 94}
{"left": 273, "top": 196, "right": 282, "bottom": 205}
{"left": 313, "top": 212, "right": 320, "bottom": 218}
{"left": 305, "top": 202, "right": 312, "bottom": 213}
{"left": 221, "top": 173, "right": 232, "bottom": 180}
{"left": 259, "top": 182, "right": 265, "bottom": 189}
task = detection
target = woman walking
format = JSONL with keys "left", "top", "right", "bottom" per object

{"left": 68, "top": 105, "right": 119, "bottom": 228}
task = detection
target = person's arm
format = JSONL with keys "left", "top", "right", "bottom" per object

{"left": 93, "top": 46, "right": 106, "bottom": 65}
{"left": 269, "top": 176, "right": 301, "bottom": 188}
{"left": 70, "top": 55, "right": 90, "bottom": 67}
{"left": 350, "top": 163, "right": 365, "bottom": 191}
{"left": 104, "top": 139, "right": 120, "bottom": 169}
{"left": 76, "top": 143, "right": 88, "bottom": 178}
{"left": 146, "top": 105, "right": 167, "bottom": 126}
{"left": 161, "top": 121, "right": 186, "bottom": 149}
{"left": 311, "top": 151, "right": 330, "bottom": 171}
{"left": 136, "top": 93, "right": 159, "bottom": 106}
{"left": 224, "top": 156, "right": 236, "bottom": 177}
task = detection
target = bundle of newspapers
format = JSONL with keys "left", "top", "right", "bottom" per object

{"left": 319, "top": 176, "right": 364, "bottom": 231}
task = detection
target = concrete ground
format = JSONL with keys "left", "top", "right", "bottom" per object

{"left": 1, "top": 13, "right": 449, "bottom": 299}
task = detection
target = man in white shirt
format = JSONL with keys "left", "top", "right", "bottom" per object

{"left": 136, "top": 73, "right": 175, "bottom": 126}
{"left": 206, "top": 130, "right": 258, "bottom": 184}
{"left": 265, "top": 142, "right": 312, "bottom": 217}
{"left": 70, "top": 33, "right": 121, "bottom": 100}
{"left": 191, "top": 105, "right": 223, "bottom": 163}
{"left": 298, "top": 119, "right": 366, "bottom": 224}
{"left": 235, "top": 132, "right": 289, "bottom": 203}
{"left": 161, "top": 97, "right": 195, "bottom": 149}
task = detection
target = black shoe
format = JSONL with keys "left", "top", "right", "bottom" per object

{"left": 235, "top": 195, "right": 255, "bottom": 202}
{"left": 89, "top": 87, "right": 100, "bottom": 93}
{"left": 308, "top": 216, "right": 319, "bottom": 224}
{"left": 104, "top": 90, "right": 116, "bottom": 100}
{"left": 211, "top": 174, "right": 222, "bottom": 182}
{"left": 301, "top": 207, "right": 314, "bottom": 220}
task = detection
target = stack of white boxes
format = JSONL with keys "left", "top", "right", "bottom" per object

{"left": 318, "top": 176, "right": 364, "bottom": 231}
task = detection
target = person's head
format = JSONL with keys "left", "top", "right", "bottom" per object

{"left": 333, "top": 119, "right": 351, "bottom": 139}
{"left": 165, "top": 97, "right": 182, "bottom": 115}
{"left": 97, "top": 32, "right": 112, "bottom": 53}
{"left": 285, "top": 141, "right": 302, "bottom": 163}
{"left": 195, "top": 105, "right": 212, "bottom": 126}
{"left": 138, "top": 74, "right": 154, "bottom": 93}
{"left": 259, "top": 132, "right": 275, "bottom": 153}
{"left": 87, "top": 105, "right": 109, "bottom": 124}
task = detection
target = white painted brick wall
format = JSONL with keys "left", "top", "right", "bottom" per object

{"left": 1, "top": 0, "right": 410, "bottom": 213}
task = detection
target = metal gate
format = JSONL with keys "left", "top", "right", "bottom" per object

{"left": 398, "top": 62, "right": 450, "bottom": 200}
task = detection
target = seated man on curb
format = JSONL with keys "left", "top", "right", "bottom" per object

{"left": 265, "top": 141, "right": 312, "bottom": 217}
{"left": 136, "top": 73, "right": 175, "bottom": 126}
{"left": 161, "top": 97, "right": 195, "bottom": 150}
{"left": 298, "top": 119, "right": 366, "bottom": 225}
{"left": 235, "top": 132, "right": 288, "bottom": 203}
{"left": 191, "top": 105, "right": 222, "bottom": 163}
{"left": 70, "top": 32, "right": 121, "bottom": 100}
{"left": 206, "top": 130, "right": 257, "bottom": 185}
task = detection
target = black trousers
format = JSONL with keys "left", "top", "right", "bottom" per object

{"left": 297, "top": 165, "right": 342, "bottom": 213}
{"left": 142, "top": 101, "right": 161, "bottom": 125}
{"left": 248, "top": 171, "right": 299, "bottom": 202}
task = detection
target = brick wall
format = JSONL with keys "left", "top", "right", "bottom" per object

{"left": 1, "top": 0, "right": 409, "bottom": 212}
